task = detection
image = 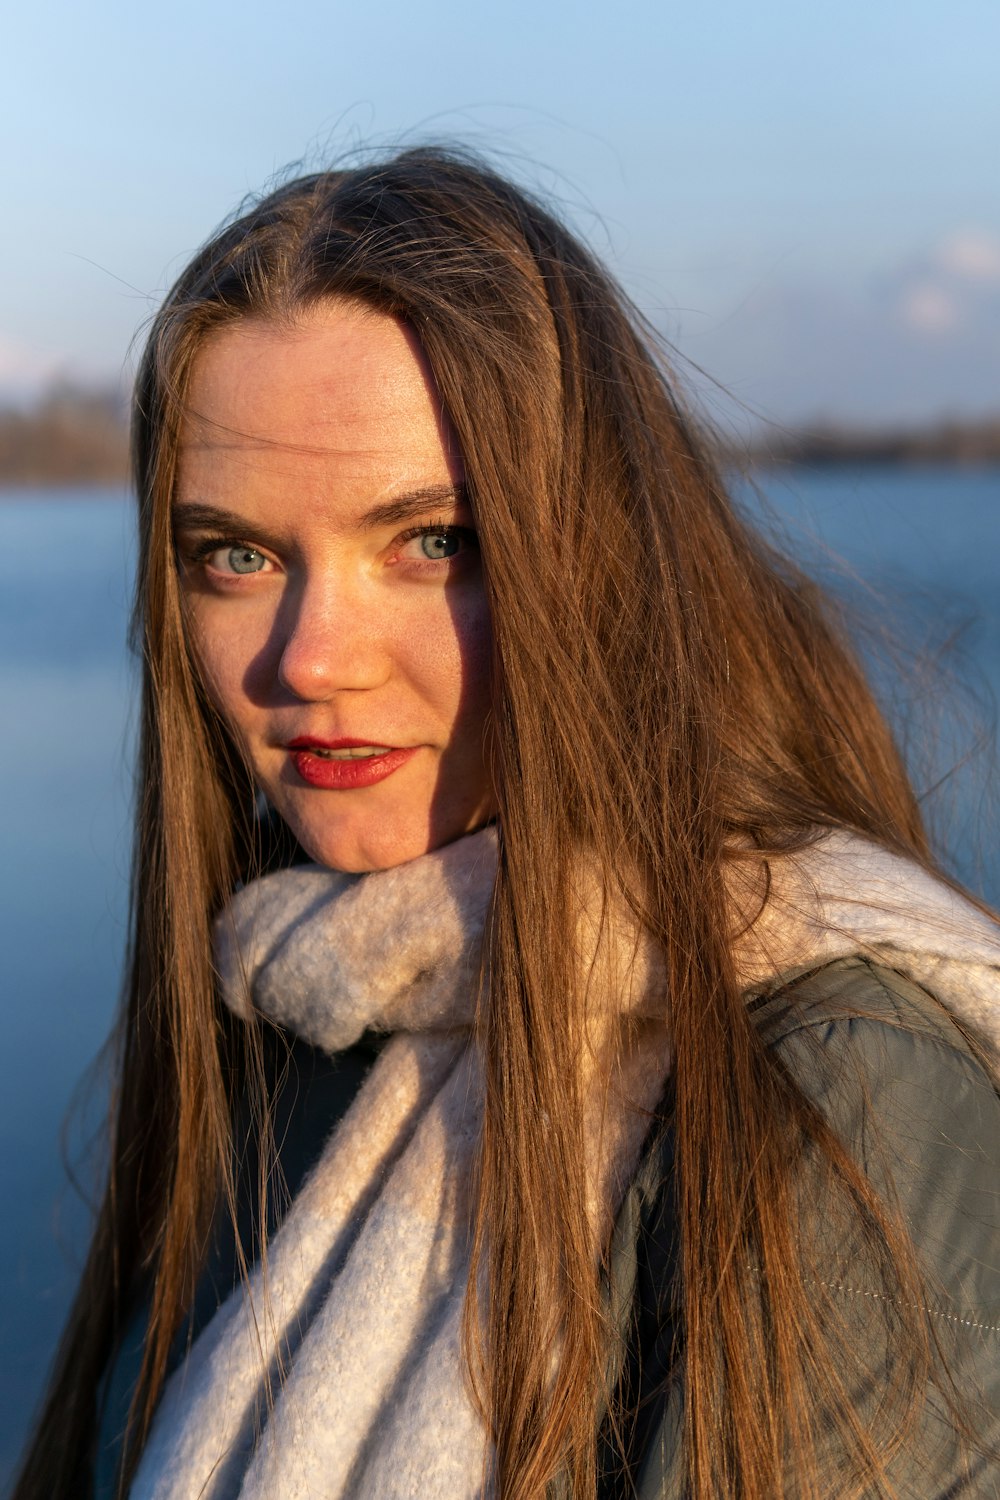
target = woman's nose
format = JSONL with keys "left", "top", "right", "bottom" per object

{"left": 274, "top": 579, "right": 389, "bottom": 701}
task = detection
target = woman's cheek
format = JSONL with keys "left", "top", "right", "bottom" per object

{"left": 451, "top": 592, "right": 494, "bottom": 706}
{"left": 185, "top": 601, "right": 265, "bottom": 727}
{"left": 411, "top": 581, "right": 491, "bottom": 678}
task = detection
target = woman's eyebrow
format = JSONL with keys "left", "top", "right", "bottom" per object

{"left": 359, "top": 484, "right": 469, "bottom": 529}
{"left": 172, "top": 502, "right": 256, "bottom": 534}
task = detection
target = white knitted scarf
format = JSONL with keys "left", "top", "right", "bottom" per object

{"left": 131, "top": 828, "right": 1000, "bottom": 1500}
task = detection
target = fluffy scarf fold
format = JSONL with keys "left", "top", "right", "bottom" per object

{"left": 131, "top": 828, "right": 1000, "bottom": 1500}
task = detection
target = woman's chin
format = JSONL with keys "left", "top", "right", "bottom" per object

{"left": 292, "top": 822, "right": 445, "bottom": 875}
{"left": 288, "top": 809, "right": 497, "bottom": 875}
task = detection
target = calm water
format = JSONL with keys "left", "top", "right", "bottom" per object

{"left": 1, "top": 469, "right": 998, "bottom": 1483}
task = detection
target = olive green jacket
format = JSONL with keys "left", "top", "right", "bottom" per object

{"left": 597, "top": 956, "right": 1000, "bottom": 1497}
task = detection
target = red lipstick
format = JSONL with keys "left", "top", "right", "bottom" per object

{"left": 286, "top": 736, "right": 418, "bottom": 790}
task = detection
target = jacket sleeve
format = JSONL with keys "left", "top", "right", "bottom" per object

{"left": 775, "top": 966, "right": 1000, "bottom": 1497}
{"left": 608, "top": 959, "right": 1000, "bottom": 1499}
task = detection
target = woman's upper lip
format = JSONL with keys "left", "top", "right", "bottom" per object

{"left": 285, "top": 735, "right": 402, "bottom": 750}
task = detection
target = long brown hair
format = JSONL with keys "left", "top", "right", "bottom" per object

{"left": 13, "top": 147, "right": 977, "bottom": 1499}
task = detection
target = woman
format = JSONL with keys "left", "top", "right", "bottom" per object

{"left": 13, "top": 147, "right": 1000, "bottom": 1499}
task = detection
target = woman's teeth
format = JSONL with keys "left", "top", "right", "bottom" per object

{"left": 307, "top": 746, "right": 393, "bottom": 760}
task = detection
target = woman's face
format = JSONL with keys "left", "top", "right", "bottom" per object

{"left": 174, "top": 300, "right": 495, "bottom": 873}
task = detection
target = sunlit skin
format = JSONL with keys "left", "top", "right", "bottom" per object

{"left": 174, "top": 301, "right": 496, "bottom": 873}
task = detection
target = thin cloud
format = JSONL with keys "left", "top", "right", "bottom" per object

{"left": 893, "top": 227, "right": 1000, "bottom": 341}
{"left": 898, "top": 283, "right": 961, "bottom": 335}
{"left": 935, "top": 230, "right": 1000, "bottom": 283}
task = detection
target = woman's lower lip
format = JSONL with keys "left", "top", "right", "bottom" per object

{"left": 289, "top": 746, "right": 418, "bottom": 790}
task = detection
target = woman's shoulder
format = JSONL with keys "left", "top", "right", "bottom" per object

{"left": 748, "top": 957, "right": 1000, "bottom": 1258}
{"left": 746, "top": 960, "right": 995, "bottom": 1092}
{"left": 760, "top": 957, "right": 1000, "bottom": 1489}
{"left": 623, "top": 954, "right": 1000, "bottom": 1348}
{"left": 625, "top": 953, "right": 1000, "bottom": 1212}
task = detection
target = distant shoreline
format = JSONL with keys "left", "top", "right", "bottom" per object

{"left": 0, "top": 387, "right": 128, "bottom": 488}
{"left": 5, "top": 455, "right": 1000, "bottom": 498}
{"left": 729, "top": 418, "right": 1000, "bottom": 471}
{"left": 2, "top": 387, "right": 999, "bottom": 486}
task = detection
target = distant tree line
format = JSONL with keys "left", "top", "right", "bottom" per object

{"left": 729, "top": 415, "right": 1000, "bottom": 469}
{"left": 0, "top": 384, "right": 129, "bottom": 485}
{"left": 1, "top": 385, "right": 999, "bottom": 488}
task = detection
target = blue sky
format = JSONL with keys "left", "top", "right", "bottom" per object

{"left": 3, "top": 0, "right": 998, "bottom": 424}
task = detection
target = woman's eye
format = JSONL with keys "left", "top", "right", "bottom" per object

{"left": 397, "top": 524, "right": 477, "bottom": 565}
{"left": 418, "top": 530, "right": 463, "bottom": 561}
{"left": 214, "top": 545, "right": 269, "bottom": 575}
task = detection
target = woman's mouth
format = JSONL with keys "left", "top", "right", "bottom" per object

{"left": 286, "top": 738, "right": 418, "bottom": 790}
{"left": 305, "top": 745, "right": 393, "bottom": 760}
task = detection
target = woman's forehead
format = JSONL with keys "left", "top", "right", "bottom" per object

{"left": 174, "top": 304, "right": 464, "bottom": 527}
{"left": 177, "top": 307, "right": 458, "bottom": 477}
{"left": 182, "top": 304, "right": 442, "bottom": 446}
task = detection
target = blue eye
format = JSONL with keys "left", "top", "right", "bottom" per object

{"left": 419, "top": 531, "right": 462, "bottom": 560}
{"left": 394, "top": 521, "right": 478, "bottom": 567}
{"left": 225, "top": 546, "right": 267, "bottom": 574}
